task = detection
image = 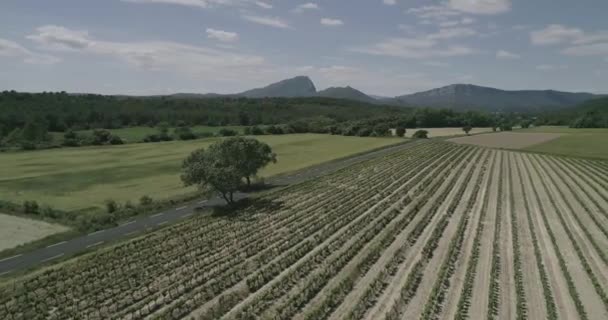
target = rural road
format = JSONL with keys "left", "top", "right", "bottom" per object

{"left": 0, "top": 141, "right": 417, "bottom": 277}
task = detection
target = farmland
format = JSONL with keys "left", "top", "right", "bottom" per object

{"left": 0, "top": 134, "right": 401, "bottom": 212}
{"left": 448, "top": 131, "right": 563, "bottom": 149}
{"left": 403, "top": 127, "right": 494, "bottom": 138}
{"left": 1, "top": 140, "right": 607, "bottom": 320}
{"left": 521, "top": 126, "right": 608, "bottom": 160}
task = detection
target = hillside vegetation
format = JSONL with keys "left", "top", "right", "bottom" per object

{"left": 537, "top": 97, "right": 608, "bottom": 128}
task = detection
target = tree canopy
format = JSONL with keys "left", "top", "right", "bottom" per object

{"left": 181, "top": 137, "right": 276, "bottom": 204}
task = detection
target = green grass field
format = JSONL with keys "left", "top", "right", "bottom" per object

{"left": 0, "top": 134, "right": 402, "bottom": 212}
{"left": 520, "top": 126, "right": 608, "bottom": 160}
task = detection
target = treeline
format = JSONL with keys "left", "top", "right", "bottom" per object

{"left": 250, "top": 109, "right": 505, "bottom": 137}
{"left": 0, "top": 90, "right": 508, "bottom": 149}
{"left": 535, "top": 97, "right": 608, "bottom": 128}
{"left": 0, "top": 91, "right": 405, "bottom": 132}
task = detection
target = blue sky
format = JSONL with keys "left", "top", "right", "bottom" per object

{"left": 1, "top": 0, "right": 608, "bottom": 96}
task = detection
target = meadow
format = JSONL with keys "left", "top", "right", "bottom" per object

{"left": 0, "top": 134, "right": 402, "bottom": 212}
{"left": 2, "top": 140, "right": 607, "bottom": 319}
{"left": 521, "top": 126, "right": 608, "bottom": 160}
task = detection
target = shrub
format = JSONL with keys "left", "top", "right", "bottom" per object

{"left": 140, "top": 195, "right": 153, "bottom": 206}
{"left": 175, "top": 126, "right": 196, "bottom": 140}
{"left": 23, "top": 200, "right": 40, "bottom": 214}
{"left": 265, "top": 125, "right": 284, "bottom": 135}
{"left": 412, "top": 130, "right": 429, "bottom": 139}
{"left": 250, "top": 126, "right": 265, "bottom": 135}
{"left": 105, "top": 199, "right": 119, "bottom": 213}
{"left": 395, "top": 127, "right": 406, "bottom": 137}
{"left": 218, "top": 128, "right": 238, "bottom": 136}
{"left": 109, "top": 135, "right": 124, "bottom": 145}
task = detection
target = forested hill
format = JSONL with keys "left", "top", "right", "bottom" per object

{"left": 0, "top": 90, "right": 504, "bottom": 134}
{"left": 537, "top": 96, "right": 608, "bottom": 127}
{"left": 0, "top": 91, "right": 406, "bottom": 132}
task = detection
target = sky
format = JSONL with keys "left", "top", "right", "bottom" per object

{"left": 1, "top": 0, "right": 608, "bottom": 96}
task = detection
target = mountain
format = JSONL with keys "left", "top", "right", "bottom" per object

{"left": 162, "top": 78, "right": 597, "bottom": 112}
{"left": 394, "top": 84, "right": 595, "bottom": 112}
{"left": 239, "top": 76, "right": 317, "bottom": 98}
{"left": 316, "top": 86, "right": 377, "bottom": 104}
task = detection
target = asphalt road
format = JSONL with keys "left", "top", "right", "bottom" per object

{"left": 0, "top": 140, "right": 417, "bottom": 277}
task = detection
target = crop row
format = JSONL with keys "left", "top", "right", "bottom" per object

{"left": 384, "top": 148, "right": 484, "bottom": 320}
{"left": 513, "top": 153, "right": 558, "bottom": 320}
{"left": 486, "top": 152, "right": 504, "bottom": 320}
{"left": 203, "top": 144, "right": 472, "bottom": 320}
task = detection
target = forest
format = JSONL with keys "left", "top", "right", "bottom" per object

{"left": 0, "top": 91, "right": 504, "bottom": 150}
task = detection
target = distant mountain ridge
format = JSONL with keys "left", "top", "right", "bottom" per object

{"left": 239, "top": 76, "right": 317, "bottom": 98}
{"left": 392, "top": 84, "right": 596, "bottom": 112}
{"left": 316, "top": 86, "right": 377, "bottom": 104}
{"left": 167, "top": 76, "right": 598, "bottom": 112}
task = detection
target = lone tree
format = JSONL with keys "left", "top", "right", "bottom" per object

{"left": 181, "top": 137, "right": 276, "bottom": 204}
{"left": 395, "top": 127, "right": 406, "bottom": 138}
{"left": 412, "top": 130, "right": 429, "bottom": 139}
{"left": 463, "top": 125, "right": 473, "bottom": 135}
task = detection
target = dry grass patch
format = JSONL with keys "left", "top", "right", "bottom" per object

{"left": 448, "top": 132, "right": 563, "bottom": 149}
{"left": 0, "top": 213, "right": 69, "bottom": 251}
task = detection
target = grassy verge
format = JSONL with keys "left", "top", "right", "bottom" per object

{"left": 520, "top": 126, "right": 608, "bottom": 160}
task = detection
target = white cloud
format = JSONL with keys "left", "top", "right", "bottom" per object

{"left": 26, "top": 25, "right": 91, "bottom": 50}
{"left": 122, "top": 0, "right": 239, "bottom": 9}
{"left": 531, "top": 24, "right": 608, "bottom": 57}
{"left": 0, "top": 38, "right": 59, "bottom": 64}
{"left": 423, "top": 60, "right": 450, "bottom": 67}
{"left": 449, "top": 0, "right": 511, "bottom": 15}
{"left": 531, "top": 24, "right": 584, "bottom": 45}
{"left": 255, "top": 1, "right": 272, "bottom": 9}
{"left": 351, "top": 37, "right": 475, "bottom": 59}
{"left": 294, "top": 2, "right": 319, "bottom": 12}
{"left": 321, "top": 18, "right": 344, "bottom": 26}
{"left": 27, "top": 25, "right": 265, "bottom": 75}
{"left": 427, "top": 27, "right": 477, "bottom": 40}
{"left": 383, "top": 0, "right": 397, "bottom": 5}
{"left": 496, "top": 50, "right": 520, "bottom": 59}
{"left": 206, "top": 28, "right": 239, "bottom": 42}
{"left": 536, "top": 64, "right": 568, "bottom": 71}
{"left": 242, "top": 15, "right": 290, "bottom": 28}
{"left": 407, "top": 5, "right": 461, "bottom": 20}
{"left": 562, "top": 43, "right": 608, "bottom": 56}
{"left": 461, "top": 17, "right": 475, "bottom": 25}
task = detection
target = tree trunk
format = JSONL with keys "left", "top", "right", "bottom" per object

{"left": 220, "top": 192, "right": 231, "bottom": 204}
{"left": 246, "top": 176, "right": 251, "bottom": 187}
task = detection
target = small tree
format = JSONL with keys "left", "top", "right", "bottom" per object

{"left": 463, "top": 125, "right": 473, "bottom": 135}
{"left": 181, "top": 137, "right": 277, "bottom": 204}
{"left": 412, "top": 130, "right": 429, "bottom": 139}
{"left": 395, "top": 127, "right": 406, "bottom": 138}
{"left": 218, "top": 128, "right": 238, "bottom": 137}
{"left": 139, "top": 195, "right": 153, "bottom": 206}
{"left": 174, "top": 126, "right": 196, "bottom": 140}
{"left": 181, "top": 148, "right": 243, "bottom": 204}
{"left": 105, "top": 199, "right": 119, "bottom": 213}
